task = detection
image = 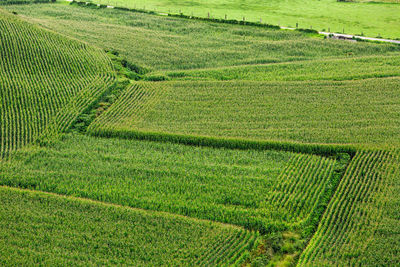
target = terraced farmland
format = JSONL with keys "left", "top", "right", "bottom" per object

{"left": 0, "top": 186, "right": 258, "bottom": 266}
{"left": 0, "top": 8, "right": 114, "bottom": 157}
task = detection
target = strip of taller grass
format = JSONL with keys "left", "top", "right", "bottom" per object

{"left": 161, "top": 54, "right": 400, "bottom": 82}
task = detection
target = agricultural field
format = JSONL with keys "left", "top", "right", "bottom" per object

{"left": 89, "top": 78, "right": 400, "bottom": 146}
{"left": 6, "top": 2, "right": 400, "bottom": 72}
{"left": 0, "top": 7, "right": 114, "bottom": 157}
{"left": 299, "top": 150, "right": 400, "bottom": 266}
{"left": 0, "top": 0, "right": 399, "bottom": 266}
{"left": 0, "top": 134, "right": 343, "bottom": 234}
{"left": 0, "top": 186, "right": 258, "bottom": 266}
{"left": 89, "top": 0, "right": 400, "bottom": 39}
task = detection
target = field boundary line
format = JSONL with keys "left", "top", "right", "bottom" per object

{"left": 87, "top": 128, "right": 357, "bottom": 158}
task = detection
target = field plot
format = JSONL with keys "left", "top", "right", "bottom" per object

{"left": 163, "top": 55, "right": 400, "bottom": 82}
{"left": 89, "top": 0, "right": 400, "bottom": 39}
{"left": 0, "top": 134, "right": 340, "bottom": 235}
{"left": 89, "top": 78, "right": 400, "bottom": 146}
{"left": 6, "top": 3, "right": 400, "bottom": 72}
{"left": 1, "top": 1, "right": 399, "bottom": 266}
{"left": 0, "top": 8, "right": 115, "bottom": 157}
{"left": 89, "top": 83, "right": 164, "bottom": 132}
{"left": 298, "top": 150, "right": 400, "bottom": 266}
{"left": 0, "top": 186, "right": 258, "bottom": 266}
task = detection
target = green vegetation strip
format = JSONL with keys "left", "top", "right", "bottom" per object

{"left": 0, "top": 186, "right": 258, "bottom": 266}
{"left": 0, "top": 0, "right": 52, "bottom": 5}
{"left": 298, "top": 149, "right": 400, "bottom": 266}
{"left": 162, "top": 55, "right": 400, "bottom": 82}
{"left": 0, "top": 8, "right": 115, "bottom": 157}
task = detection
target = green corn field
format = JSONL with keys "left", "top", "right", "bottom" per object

{"left": 0, "top": 1, "right": 399, "bottom": 266}
{"left": 0, "top": 8, "right": 115, "bottom": 157}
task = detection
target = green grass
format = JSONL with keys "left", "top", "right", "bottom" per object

{"left": 0, "top": 134, "right": 340, "bottom": 235}
{"left": 5, "top": 2, "right": 400, "bottom": 72}
{"left": 88, "top": 0, "right": 400, "bottom": 39}
{"left": 0, "top": 186, "right": 259, "bottom": 266}
{"left": 89, "top": 78, "right": 400, "bottom": 147}
{"left": 0, "top": 8, "right": 115, "bottom": 157}
{"left": 298, "top": 149, "right": 400, "bottom": 266}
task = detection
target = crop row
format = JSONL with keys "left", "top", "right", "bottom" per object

{"left": 0, "top": 186, "right": 259, "bottom": 265}
{"left": 0, "top": 9, "right": 115, "bottom": 157}
{"left": 298, "top": 150, "right": 400, "bottom": 266}
{"left": 88, "top": 82, "right": 163, "bottom": 134}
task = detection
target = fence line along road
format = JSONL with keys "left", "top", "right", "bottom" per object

{"left": 281, "top": 26, "right": 400, "bottom": 44}
{"left": 68, "top": 1, "right": 400, "bottom": 45}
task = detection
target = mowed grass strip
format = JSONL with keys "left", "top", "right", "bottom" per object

{"left": 0, "top": 8, "right": 115, "bottom": 157}
{"left": 298, "top": 150, "right": 400, "bottom": 266}
{"left": 5, "top": 3, "right": 400, "bottom": 72}
{"left": 0, "top": 186, "right": 258, "bottom": 266}
{"left": 0, "top": 134, "right": 337, "bottom": 234}
{"left": 94, "top": 78, "right": 400, "bottom": 146}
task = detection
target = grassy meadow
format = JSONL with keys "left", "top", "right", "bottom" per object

{"left": 88, "top": 0, "right": 400, "bottom": 39}
{"left": 0, "top": 186, "right": 259, "bottom": 266}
